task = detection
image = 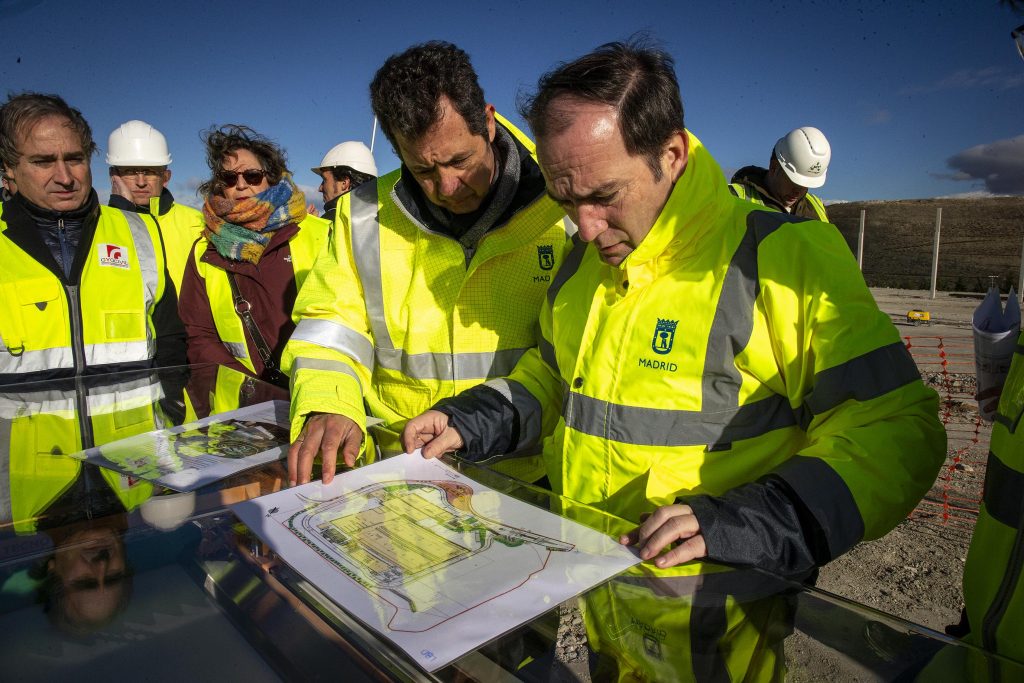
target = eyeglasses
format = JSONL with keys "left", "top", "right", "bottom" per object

{"left": 218, "top": 169, "right": 269, "bottom": 187}
{"left": 113, "top": 167, "right": 164, "bottom": 178}
{"left": 1013, "top": 23, "right": 1024, "bottom": 63}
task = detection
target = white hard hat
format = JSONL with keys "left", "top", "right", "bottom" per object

{"left": 312, "top": 141, "right": 377, "bottom": 177}
{"left": 773, "top": 126, "right": 830, "bottom": 189}
{"left": 106, "top": 120, "right": 172, "bottom": 166}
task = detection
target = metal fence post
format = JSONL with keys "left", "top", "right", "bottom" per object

{"left": 1018, "top": 233, "right": 1024, "bottom": 302}
{"left": 857, "top": 209, "right": 866, "bottom": 270}
{"left": 930, "top": 207, "right": 942, "bottom": 299}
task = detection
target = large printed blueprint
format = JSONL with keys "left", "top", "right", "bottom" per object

{"left": 232, "top": 452, "right": 639, "bottom": 671}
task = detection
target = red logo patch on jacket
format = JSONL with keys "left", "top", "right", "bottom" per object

{"left": 98, "top": 243, "right": 130, "bottom": 269}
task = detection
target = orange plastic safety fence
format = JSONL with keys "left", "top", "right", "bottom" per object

{"left": 900, "top": 334, "right": 986, "bottom": 535}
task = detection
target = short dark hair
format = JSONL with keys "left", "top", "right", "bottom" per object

{"left": 198, "top": 124, "right": 289, "bottom": 197}
{"left": 0, "top": 92, "right": 97, "bottom": 172}
{"left": 369, "top": 41, "right": 488, "bottom": 150}
{"left": 519, "top": 39, "right": 684, "bottom": 180}
{"left": 330, "top": 166, "right": 376, "bottom": 188}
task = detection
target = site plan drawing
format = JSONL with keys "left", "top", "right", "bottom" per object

{"left": 75, "top": 401, "right": 290, "bottom": 492}
{"left": 232, "top": 452, "right": 639, "bottom": 672}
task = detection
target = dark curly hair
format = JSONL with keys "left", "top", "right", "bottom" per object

{"left": 519, "top": 38, "right": 684, "bottom": 181}
{"left": 197, "top": 124, "right": 289, "bottom": 197}
{"left": 0, "top": 92, "right": 97, "bottom": 173}
{"left": 369, "top": 41, "right": 487, "bottom": 150}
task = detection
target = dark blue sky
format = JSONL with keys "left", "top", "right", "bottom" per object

{"left": 2, "top": 0, "right": 1022, "bottom": 207}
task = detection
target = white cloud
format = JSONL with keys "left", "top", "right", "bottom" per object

{"left": 171, "top": 177, "right": 204, "bottom": 209}
{"left": 936, "top": 190, "right": 1004, "bottom": 199}
{"left": 942, "top": 135, "right": 1024, "bottom": 195}
{"left": 900, "top": 66, "right": 1024, "bottom": 94}
{"left": 296, "top": 183, "right": 324, "bottom": 214}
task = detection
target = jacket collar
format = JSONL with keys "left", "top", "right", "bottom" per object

{"left": 389, "top": 114, "right": 547, "bottom": 238}
{"left": 1, "top": 190, "right": 101, "bottom": 283}
{"left": 153, "top": 188, "right": 175, "bottom": 216}
{"left": 621, "top": 131, "right": 731, "bottom": 278}
{"left": 322, "top": 194, "right": 340, "bottom": 217}
{"left": 108, "top": 188, "right": 176, "bottom": 216}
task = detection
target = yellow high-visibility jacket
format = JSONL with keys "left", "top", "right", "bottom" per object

{"left": 962, "top": 331, "right": 1024, "bottom": 667}
{"left": 729, "top": 180, "right": 829, "bottom": 222}
{"left": 582, "top": 564, "right": 792, "bottom": 682}
{"left": 149, "top": 193, "right": 204, "bottom": 295}
{"left": 448, "top": 132, "right": 945, "bottom": 571}
{"left": 1, "top": 376, "right": 162, "bottom": 533}
{"left": 0, "top": 204, "right": 168, "bottom": 382}
{"left": 191, "top": 214, "right": 329, "bottom": 374}
{"left": 282, "top": 115, "right": 573, "bottom": 481}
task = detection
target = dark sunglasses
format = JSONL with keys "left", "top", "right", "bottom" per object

{"left": 217, "top": 169, "right": 269, "bottom": 186}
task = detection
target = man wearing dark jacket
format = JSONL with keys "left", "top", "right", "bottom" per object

{"left": 0, "top": 93, "right": 185, "bottom": 385}
{"left": 729, "top": 126, "right": 831, "bottom": 221}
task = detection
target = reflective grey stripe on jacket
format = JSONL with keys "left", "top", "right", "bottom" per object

{"left": 565, "top": 392, "right": 799, "bottom": 447}
{"left": 85, "top": 374, "right": 164, "bottom": 412}
{"left": 541, "top": 233, "right": 588, "bottom": 377}
{"left": 0, "top": 346, "right": 74, "bottom": 375}
{"left": 97, "top": 211, "right": 159, "bottom": 362}
{"left": 0, "top": 385, "right": 77, "bottom": 418}
{"left": 345, "top": 179, "right": 530, "bottom": 382}
{"left": 0, "top": 339, "right": 151, "bottom": 376}
{"left": 291, "top": 318, "right": 375, "bottom": 371}
{"left": 0, "top": 374, "right": 162, "bottom": 418}
{"left": 123, "top": 212, "right": 159, "bottom": 356}
{"left": 85, "top": 341, "right": 151, "bottom": 366}
{"left": 561, "top": 216, "right": 578, "bottom": 238}
{"left": 291, "top": 356, "right": 363, "bottom": 392}
{"left": 376, "top": 347, "right": 527, "bottom": 381}
{"left": 223, "top": 341, "right": 248, "bottom": 359}
{"left": 799, "top": 342, "right": 920, "bottom": 426}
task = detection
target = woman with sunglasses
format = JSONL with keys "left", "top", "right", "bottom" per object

{"left": 178, "top": 125, "right": 329, "bottom": 386}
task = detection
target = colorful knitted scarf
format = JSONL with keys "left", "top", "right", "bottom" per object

{"left": 203, "top": 174, "right": 307, "bottom": 263}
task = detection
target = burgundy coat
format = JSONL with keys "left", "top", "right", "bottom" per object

{"left": 178, "top": 223, "right": 300, "bottom": 381}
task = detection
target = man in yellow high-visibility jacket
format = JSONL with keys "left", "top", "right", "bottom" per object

{"left": 106, "top": 119, "right": 204, "bottom": 295}
{"left": 0, "top": 93, "right": 185, "bottom": 385}
{"left": 404, "top": 42, "right": 946, "bottom": 580}
{"left": 283, "top": 42, "right": 573, "bottom": 486}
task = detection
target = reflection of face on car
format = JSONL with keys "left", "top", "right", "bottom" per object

{"left": 31, "top": 523, "right": 133, "bottom": 635}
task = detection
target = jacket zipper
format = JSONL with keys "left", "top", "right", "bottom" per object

{"left": 75, "top": 375, "right": 94, "bottom": 450}
{"left": 65, "top": 284, "right": 86, "bottom": 374}
{"left": 57, "top": 218, "right": 72, "bottom": 278}
{"left": 66, "top": 279, "right": 94, "bottom": 446}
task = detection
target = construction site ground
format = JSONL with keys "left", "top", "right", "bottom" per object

{"left": 786, "top": 288, "right": 993, "bottom": 680}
